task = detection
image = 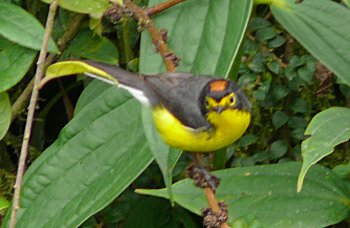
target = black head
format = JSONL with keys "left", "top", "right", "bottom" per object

{"left": 199, "top": 79, "right": 251, "bottom": 115}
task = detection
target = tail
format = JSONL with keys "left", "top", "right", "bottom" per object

{"left": 82, "top": 60, "right": 139, "bottom": 87}
{"left": 45, "top": 60, "right": 151, "bottom": 105}
{"left": 81, "top": 60, "right": 151, "bottom": 105}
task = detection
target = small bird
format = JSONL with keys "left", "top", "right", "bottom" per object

{"left": 46, "top": 60, "right": 251, "bottom": 152}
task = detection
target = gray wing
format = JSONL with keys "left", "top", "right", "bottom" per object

{"left": 143, "top": 73, "right": 213, "bottom": 129}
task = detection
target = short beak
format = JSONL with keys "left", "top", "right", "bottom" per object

{"left": 215, "top": 106, "right": 225, "bottom": 113}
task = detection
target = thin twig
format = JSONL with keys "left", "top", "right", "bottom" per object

{"left": 10, "top": 79, "right": 34, "bottom": 124}
{"left": 194, "top": 153, "right": 231, "bottom": 228}
{"left": 56, "top": 14, "right": 85, "bottom": 51}
{"left": 124, "top": 0, "right": 177, "bottom": 72}
{"left": 57, "top": 80, "right": 74, "bottom": 120}
{"left": 147, "top": 0, "right": 185, "bottom": 16}
{"left": 9, "top": 1, "right": 59, "bottom": 227}
{"left": 203, "top": 187, "right": 221, "bottom": 212}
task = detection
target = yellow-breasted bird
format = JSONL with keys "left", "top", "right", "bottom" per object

{"left": 46, "top": 60, "right": 251, "bottom": 152}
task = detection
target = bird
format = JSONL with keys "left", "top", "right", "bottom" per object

{"left": 46, "top": 60, "right": 252, "bottom": 152}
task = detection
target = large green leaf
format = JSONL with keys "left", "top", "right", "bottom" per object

{"left": 297, "top": 107, "right": 350, "bottom": 192}
{"left": 41, "top": 0, "right": 109, "bottom": 18}
{"left": 137, "top": 162, "right": 350, "bottom": 227}
{"left": 0, "top": 2, "right": 59, "bottom": 53}
{"left": 0, "top": 92, "right": 11, "bottom": 140}
{"left": 140, "top": 0, "right": 253, "bottom": 77}
{"left": 4, "top": 83, "right": 153, "bottom": 227}
{"left": 269, "top": 0, "right": 350, "bottom": 86}
{"left": 0, "top": 37, "right": 37, "bottom": 92}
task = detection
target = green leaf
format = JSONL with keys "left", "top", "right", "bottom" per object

{"left": 288, "top": 116, "right": 307, "bottom": 129}
{"left": 270, "top": 0, "right": 350, "bottom": 86}
{"left": 0, "top": 197, "right": 10, "bottom": 211}
{"left": 289, "top": 55, "right": 306, "bottom": 69}
{"left": 290, "top": 98, "right": 309, "bottom": 114}
{"left": 255, "top": 26, "right": 276, "bottom": 41}
{"left": 344, "top": 0, "right": 350, "bottom": 7}
{"left": 4, "top": 84, "right": 153, "bottom": 227}
{"left": 333, "top": 163, "right": 350, "bottom": 180}
{"left": 268, "top": 35, "right": 286, "bottom": 48}
{"left": 269, "top": 140, "right": 288, "bottom": 159}
{"left": 0, "top": 37, "right": 37, "bottom": 92}
{"left": 141, "top": 107, "right": 182, "bottom": 205}
{"left": 272, "top": 84, "right": 289, "bottom": 100}
{"left": 0, "top": 92, "right": 11, "bottom": 140}
{"left": 140, "top": 0, "right": 253, "bottom": 77}
{"left": 0, "top": 2, "right": 59, "bottom": 53}
{"left": 272, "top": 111, "right": 289, "bottom": 129}
{"left": 64, "top": 29, "right": 119, "bottom": 64}
{"left": 252, "top": 151, "right": 269, "bottom": 162}
{"left": 291, "top": 128, "right": 306, "bottom": 140}
{"left": 248, "top": 17, "right": 271, "bottom": 31}
{"left": 267, "top": 60, "right": 280, "bottom": 74}
{"left": 137, "top": 162, "right": 350, "bottom": 227}
{"left": 41, "top": 0, "right": 109, "bottom": 18}
{"left": 298, "top": 107, "right": 350, "bottom": 192}
{"left": 74, "top": 80, "right": 110, "bottom": 114}
{"left": 42, "top": 60, "right": 119, "bottom": 87}
{"left": 236, "top": 134, "right": 257, "bottom": 147}
{"left": 297, "top": 66, "right": 314, "bottom": 84}
{"left": 249, "top": 53, "right": 266, "bottom": 73}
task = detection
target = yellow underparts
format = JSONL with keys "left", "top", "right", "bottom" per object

{"left": 152, "top": 106, "right": 251, "bottom": 152}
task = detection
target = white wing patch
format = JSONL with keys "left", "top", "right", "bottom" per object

{"left": 84, "top": 72, "right": 151, "bottom": 106}
{"left": 118, "top": 84, "right": 151, "bottom": 106}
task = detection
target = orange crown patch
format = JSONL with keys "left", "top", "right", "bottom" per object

{"left": 209, "top": 80, "right": 228, "bottom": 92}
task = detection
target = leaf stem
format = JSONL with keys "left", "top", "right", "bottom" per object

{"left": 147, "top": 0, "right": 185, "bottom": 16}
{"left": 9, "top": 1, "right": 59, "bottom": 227}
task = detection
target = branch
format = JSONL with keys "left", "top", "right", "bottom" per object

{"left": 192, "top": 153, "right": 231, "bottom": 228}
{"left": 147, "top": 0, "right": 185, "bottom": 16}
{"left": 124, "top": 0, "right": 178, "bottom": 72}
{"left": 9, "top": 1, "right": 59, "bottom": 227}
{"left": 56, "top": 14, "right": 85, "bottom": 51}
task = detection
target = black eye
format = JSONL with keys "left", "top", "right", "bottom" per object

{"left": 229, "top": 95, "right": 235, "bottom": 104}
{"left": 205, "top": 99, "right": 209, "bottom": 107}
